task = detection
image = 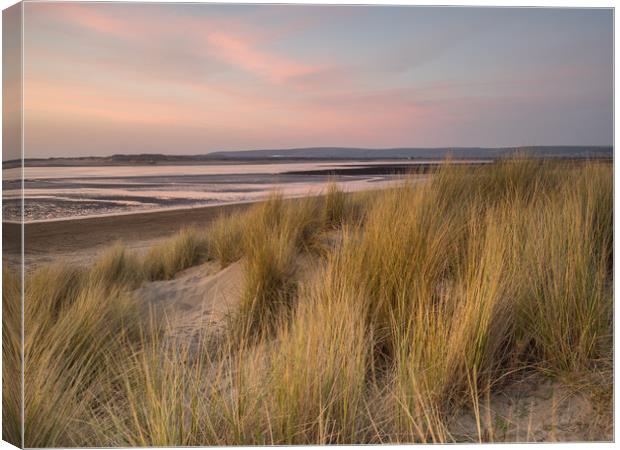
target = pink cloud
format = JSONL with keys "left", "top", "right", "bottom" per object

{"left": 205, "top": 31, "right": 320, "bottom": 83}
{"left": 30, "top": 3, "right": 327, "bottom": 87}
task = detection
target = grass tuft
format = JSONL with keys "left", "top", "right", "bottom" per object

{"left": 142, "top": 227, "right": 210, "bottom": 280}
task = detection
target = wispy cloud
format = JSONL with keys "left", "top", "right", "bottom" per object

{"left": 205, "top": 31, "right": 320, "bottom": 83}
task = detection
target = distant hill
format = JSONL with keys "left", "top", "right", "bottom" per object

{"left": 3, "top": 146, "right": 612, "bottom": 168}
{"left": 206, "top": 146, "right": 613, "bottom": 160}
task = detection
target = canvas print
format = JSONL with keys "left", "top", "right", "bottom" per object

{"left": 2, "top": 2, "right": 614, "bottom": 447}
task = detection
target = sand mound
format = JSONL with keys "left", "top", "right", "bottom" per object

{"left": 134, "top": 260, "right": 244, "bottom": 345}
{"left": 450, "top": 374, "right": 611, "bottom": 442}
{"left": 133, "top": 251, "right": 323, "bottom": 347}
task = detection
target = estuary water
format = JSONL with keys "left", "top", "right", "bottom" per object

{"left": 2, "top": 160, "right": 469, "bottom": 222}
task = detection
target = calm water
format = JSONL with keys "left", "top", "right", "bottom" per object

{"left": 2, "top": 161, "right": 447, "bottom": 222}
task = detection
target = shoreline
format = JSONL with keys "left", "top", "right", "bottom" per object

{"left": 2, "top": 189, "right": 379, "bottom": 268}
{"left": 6, "top": 178, "right": 393, "bottom": 225}
{"left": 3, "top": 200, "right": 257, "bottom": 268}
{"left": 3, "top": 198, "right": 262, "bottom": 225}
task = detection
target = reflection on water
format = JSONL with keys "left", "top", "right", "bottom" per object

{"left": 3, "top": 161, "right": 440, "bottom": 222}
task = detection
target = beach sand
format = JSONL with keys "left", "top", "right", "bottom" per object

{"left": 3, "top": 201, "right": 254, "bottom": 269}
{"left": 135, "top": 260, "right": 245, "bottom": 352}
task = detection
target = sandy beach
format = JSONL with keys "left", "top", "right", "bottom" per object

{"left": 3, "top": 201, "right": 255, "bottom": 269}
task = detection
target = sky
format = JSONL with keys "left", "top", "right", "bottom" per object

{"left": 11, "top": 3, "right": 615, "bottom": 157}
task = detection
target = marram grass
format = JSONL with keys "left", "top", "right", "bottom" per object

{"left": 3, "top": 159, "right": 612, "bottom": 446}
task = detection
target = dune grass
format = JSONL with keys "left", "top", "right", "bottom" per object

{"left": 2, "top": 267, "right": 22, "bottom": 446}
{"left": 207, "top": 212, "right": 246, "bottom": 268}
{"left": 142, "top": 227, "right": 210, "bottom": 280}
{"left": 322, "top": 181, "right": 347, "bottom": 228}
{"left": 3, "top": 158, "right": 613, "bottom": 446}
{"left": 18, "top": 259, "right": 144, "bottom": 446}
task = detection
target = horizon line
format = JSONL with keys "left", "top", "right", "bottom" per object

{"left": 5, "top": 144, "right": 614, "bottom": 163}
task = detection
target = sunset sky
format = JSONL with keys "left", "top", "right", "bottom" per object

{"left": 17, "top": 3, "right": 614, "bottom": 157}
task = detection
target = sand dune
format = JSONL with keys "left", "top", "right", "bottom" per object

{"left": 134, "top": 260, "right": 244, "bottom": 346}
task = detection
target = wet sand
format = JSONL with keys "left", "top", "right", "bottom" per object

{"left": 3, "top": 201, "right": 255, "bottom": 269}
